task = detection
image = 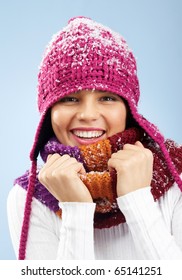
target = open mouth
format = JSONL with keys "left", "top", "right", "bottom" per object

{"left": 72, "top": 130, "right": 105, "bottom": 139}
{"left": 70, "top": 129, "right": 106, "bottom": 145}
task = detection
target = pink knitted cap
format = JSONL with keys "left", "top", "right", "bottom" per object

{"left": 30, "top": 16, "right": 182, "bottom": 187}
{"left": 38, "top": 16, "right": 139, "bottom": 113}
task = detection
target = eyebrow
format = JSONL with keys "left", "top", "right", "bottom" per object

{"left": 74, "top": 90, "right": 116, "bottom": 94}
{"left": 70, "top": 90, "right": 120, "bottom": 97}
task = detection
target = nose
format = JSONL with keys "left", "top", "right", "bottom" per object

{"left": 77, "top": 100, "right": 100, "bottom": 121}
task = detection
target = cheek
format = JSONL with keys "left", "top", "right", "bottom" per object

{"left": 51, "top": 106, "right": 74, "bottom": 135}
{"left": 108, "top": 106, "right": 127, "bottom": 127}
{"left": 51, "top": 109, "right": 61, "bottom": 129}
{"left": 51, "top": 106, "right": 68, "bottom": 133}
{"left": 108, "top": 106, "right": 127, "bottom": 132}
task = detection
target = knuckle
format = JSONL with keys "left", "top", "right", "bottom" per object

{"left": 145, "top": 148, "right": 153, "bottom": 159}
{"left": 69, "top": 157, "right": 77, "bottom": 164}
{"left": 123, "top": 144, "right": 130, "bottom": 150}
{"left": 56, "top": 168, "right": 68, "bottom": 179}
{"left": 77, "top": 162, "right": 83, "bottom": 168}
{"left": 61, "top": 154, "right": 71, "bottom": 160}
{"left": 52, "top": 168, "right": 64, "bottom": 178}
{"left": 110, "top": 151, "right": 120, "bottom": 158}
{"left": 51, "top": 153, "right": 61, "bottom": 159}
{"left": 110, "top": 154, "right": 114, "bottom": 160}
{"left": 51, "top": 169, "right": 58, "bottom": 178}
{"left": 38, "top": 169, "right": 48, "bottom": 182}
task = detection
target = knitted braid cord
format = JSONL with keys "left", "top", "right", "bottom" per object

{"left": 18, "top": 160, "right": 37, "bottom": 260}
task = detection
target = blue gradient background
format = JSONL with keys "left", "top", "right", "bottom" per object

{"left": 0, "top": 0, "right": 181, "bottom": 259}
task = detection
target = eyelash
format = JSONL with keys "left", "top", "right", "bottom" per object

{"left": 59, "top": 95, "right": 118, "bottom": 103}
{"left": 100, "top": 96, "right": 117, "bottom": 102}
{"left": 59, "top": 97, "right": 78, "bottom": 103}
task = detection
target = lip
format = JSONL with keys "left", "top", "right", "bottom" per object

{"left": 71, "top": 127, "right": 105, "bottom": 131}
{"left": 70, "top": 127, "right": 106, "bottom": 145}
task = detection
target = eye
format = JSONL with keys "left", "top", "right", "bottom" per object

{"left": 59, "top": 96, "right": 78, "bottom": 103}
{"left": 100, "top": 95, "right": 117, "bottom": 102}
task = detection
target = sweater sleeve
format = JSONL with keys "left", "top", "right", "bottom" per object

{"left": 7, "top": 184, "right": 95, "bottom": 260}
{"left": 57, "top": 202, "right": 95, "bottom": 259}
{"left": 117, "top": 185, "right": 182, "bottom": 259}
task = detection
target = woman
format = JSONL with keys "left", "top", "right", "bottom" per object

{"left": 7, "top": 16, "right": 182, "bottom": 260}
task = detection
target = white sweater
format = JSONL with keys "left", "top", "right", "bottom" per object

{"left": 7, "top": 182, "right": 182, "bottom": 260}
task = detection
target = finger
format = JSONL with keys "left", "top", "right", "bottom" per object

{"left": 123, "top": 142, "right": 143, "bottom": 151}
{"left": 64, "top": 161, "right": 86, "bottom": 176}
{"left": 134, "top": 142, "right": 153, "bottom": 160}
{"left": 109, "top": 149, "right": 135, "bottom": 160}
{"left": 45, "top": 155, "right": 86, "bottom": 178}
{"left": 77, "top": 163, "right": 86, "bottom": 175}
{"left": 58, "top": 159, "right": 86, "bottom": 175}
{"left": 108, "top": 157, "right": 125, "bottom": 170}
{"left": 44, "top": 154, "right": 70, "bottom": 169}
{"left": 47, "top": 154, "right": 52, "bottom": 161}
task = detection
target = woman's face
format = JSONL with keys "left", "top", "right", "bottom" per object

{"left": 51, "top": 90, "right": 127, "bottom": 146}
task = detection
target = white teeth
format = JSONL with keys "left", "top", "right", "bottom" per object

{"left": 73, "top": 130, "right": 104, "bottom": 138}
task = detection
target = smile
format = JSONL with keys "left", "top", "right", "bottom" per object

{"left": 72, "top": 130, "right": 105, "bottom": 139}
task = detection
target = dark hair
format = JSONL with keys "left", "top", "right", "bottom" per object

{"left": 121, "top": 97, "right": 139, "bottom": 129}
{"left": 125, "top": 108, "right": 139, "bottom": 129}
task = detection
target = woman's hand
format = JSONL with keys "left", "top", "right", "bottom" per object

{"left": 108, "top": 141, "right": 153, "bottom": 197}
{"left": 38, "top": 154, "right": 93, "bottom": 203}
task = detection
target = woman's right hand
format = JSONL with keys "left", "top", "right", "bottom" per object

{"left": 38, "top": 153, "right": 93, "bottom": 203}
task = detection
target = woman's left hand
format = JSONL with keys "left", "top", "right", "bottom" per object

{"left": 108, "top": 141, "right": 153, "bottom": 197}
